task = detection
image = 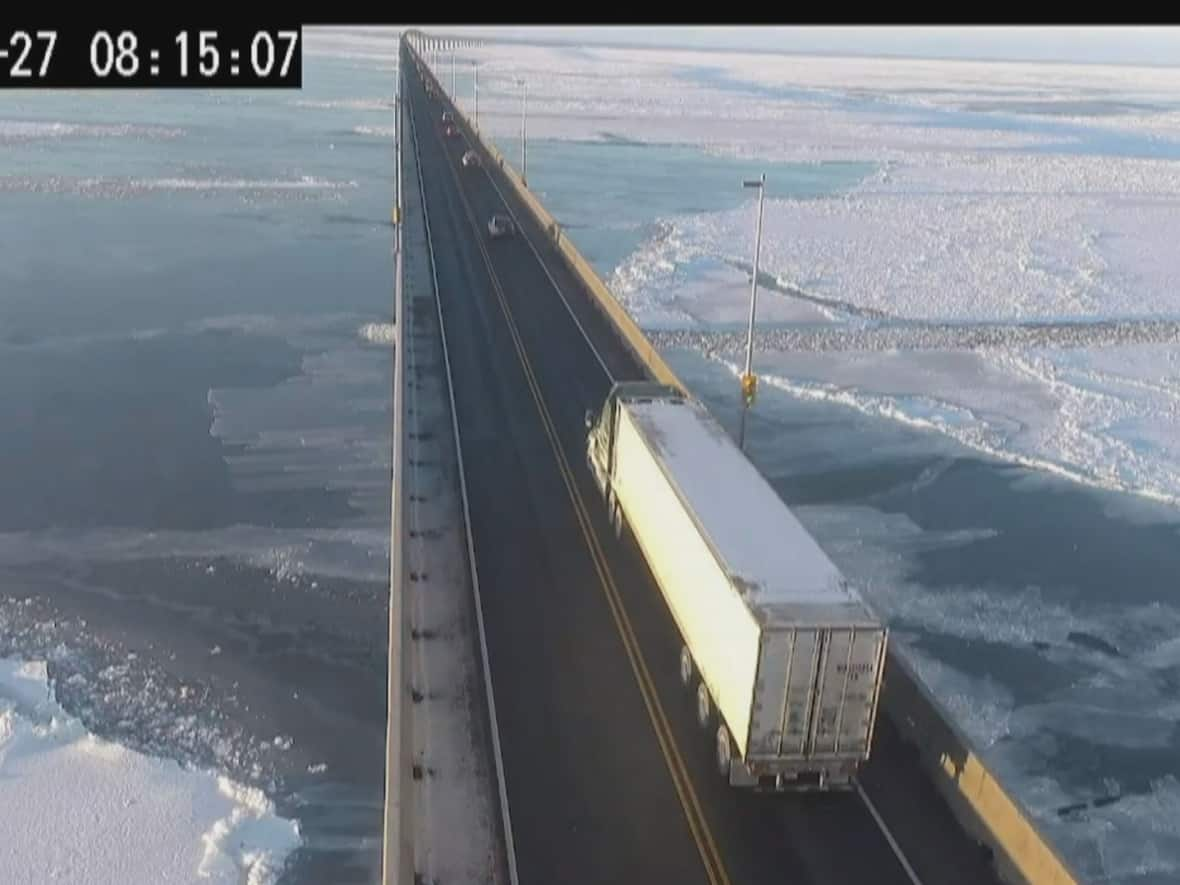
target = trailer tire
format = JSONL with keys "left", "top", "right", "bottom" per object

{"left": 696, "top": 681, "right": 711, "bottom": 729}
{"left": 716, "top": 724, "right": 732, "bottom": 777}
{"left": 679, "top": 646, "right": 693, "bottom": 688}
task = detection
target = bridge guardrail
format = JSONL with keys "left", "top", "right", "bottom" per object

{"left": 381, "top": 57, "right": 414, "bottom": 885}
{"left": 398, "top": 40, "right": 518, "bottom": 885}
{"left": 409, "top": 41, "right": 1082, "bottom": 885}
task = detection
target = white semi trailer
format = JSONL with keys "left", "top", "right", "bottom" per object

{"left": 585, "top": 382, "right": 888, "bottom": 791}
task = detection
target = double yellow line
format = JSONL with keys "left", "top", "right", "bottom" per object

{"left": 435, "top": 124, "right": 731, "bottom": 885}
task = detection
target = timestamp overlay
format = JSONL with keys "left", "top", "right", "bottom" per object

{"left": 0, "top": 24, "right": 302, "bottom": 88}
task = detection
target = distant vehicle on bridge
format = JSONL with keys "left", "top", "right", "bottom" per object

{"left": 442, "top": 110, "right": 454, "bottom": 124}
{"left": 487, "top": 214, "right": 515, "bottom": 239}
{"left": 586, "top": 382, "right": 888, "bottom": 791}
{"left": 461, "top": 150, "right": 480, "bottom": 168}
{"left": 443, "top": 123, "right": 458, "bottom": 138}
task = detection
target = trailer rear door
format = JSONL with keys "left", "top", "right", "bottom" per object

{"left": 748, "top": 628, "right": 823, "bottom": 759}
{"left": 806, "top": 628, "right": 886, "bottom": 757}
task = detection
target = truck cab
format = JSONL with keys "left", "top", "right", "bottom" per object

{"left": 586, "top": 382, "right": 684, "bottom": 503}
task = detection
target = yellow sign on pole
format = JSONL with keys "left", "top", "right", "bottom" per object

{"left": 740, "top": 372, "right": 758, "bottom": 406}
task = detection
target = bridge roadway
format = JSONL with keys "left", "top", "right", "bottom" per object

{"left": 404, "top": 51, "right": 1004, "bottom": 885}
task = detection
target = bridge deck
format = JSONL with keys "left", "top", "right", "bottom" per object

{"left": 401, "top": 46, "right": 1004, "bottom": 885}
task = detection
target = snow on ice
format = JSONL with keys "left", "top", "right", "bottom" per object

{"left": 0, "top": 657, "right": 300, "bottom": 885}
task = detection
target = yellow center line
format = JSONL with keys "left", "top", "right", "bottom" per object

{"left": 430, "top": 112, "right": 732, "bottom": 885}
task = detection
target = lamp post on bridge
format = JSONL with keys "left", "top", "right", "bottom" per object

{"left": 472, "top": 62, "right": 478, "bottom": 130}
{"left": 518, "top": 77, "right": 528, "bottom": 186}
{"left": 451, "top": 52, "right": 456, "bottom": 99}
{"left": 393, "top": 84, "right": 400, "bottom": 242}
{"left": 738, "top": 173, "right": 766, "bottom": 452}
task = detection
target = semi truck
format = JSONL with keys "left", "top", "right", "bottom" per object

{"left": 585, "top": 382, "right": 888, "bottom": 791}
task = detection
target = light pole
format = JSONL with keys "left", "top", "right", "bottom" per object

{"left": 738, "top": 173, "right": 766, "bottom": 451}
{"left": 472, "top": 62, "right": 478, "bottom": 130}
{"left": 451, "top": 52, "right": 456, "bottom": 99}
{"left": 518, "top": 78, "right": 528, "bottom": 186}
{"left": 391, "top": 52, "right": 402, "bottom": 238}
{"left": 393, "top": 88, "right": 401, "bottom": 237}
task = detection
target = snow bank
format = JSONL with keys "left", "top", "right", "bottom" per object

{"left": 0, "top": 657, "right": 301, "bottom": 885}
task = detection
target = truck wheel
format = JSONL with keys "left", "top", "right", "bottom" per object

{"left": 679, "top": 646, "right": 693, "bottom": 688}
{"left": 696, "top": 681, "right": 711, "bottom": 729}
{"left": 716, "top": 724, "right": 732, "bottom": 777}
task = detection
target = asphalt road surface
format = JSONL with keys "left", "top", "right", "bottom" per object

{"left": 404, "top": 49, "right": 1003, "bottom": 885}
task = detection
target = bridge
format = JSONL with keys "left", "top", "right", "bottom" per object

{"left": 383, "top": 30, "right": 1081, "bottom": 885}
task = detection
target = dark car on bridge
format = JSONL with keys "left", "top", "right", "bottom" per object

{"left": 443, "top": 124, "right": 458, "bottom": 138}
{"left": 442, "top": 110, "right": 454, "bottom": 124}
{"left": 487, "top": 214, "right": 515, "bottom": 239}
{"left": 462, "top": 150, "right": 480, "bottom": 168}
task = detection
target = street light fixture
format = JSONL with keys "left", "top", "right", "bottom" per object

{"left": 738, "top": 173, "right": 766, "bottom": 451}
{"left": 472, "top": 62, "right": 478, "bottom": 130}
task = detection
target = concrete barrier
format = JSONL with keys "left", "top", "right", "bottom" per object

{"left": 882, "top": 653, "right": 1078, "bottom": 885}
{"left": 410, "top": 42, "right": 1082, "bottom": 885}
{"left": 398, "top": 43, "right": 517, "bottom": 884}
{"left": 381, "top": 56, "right": 414, "bottom": 885}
